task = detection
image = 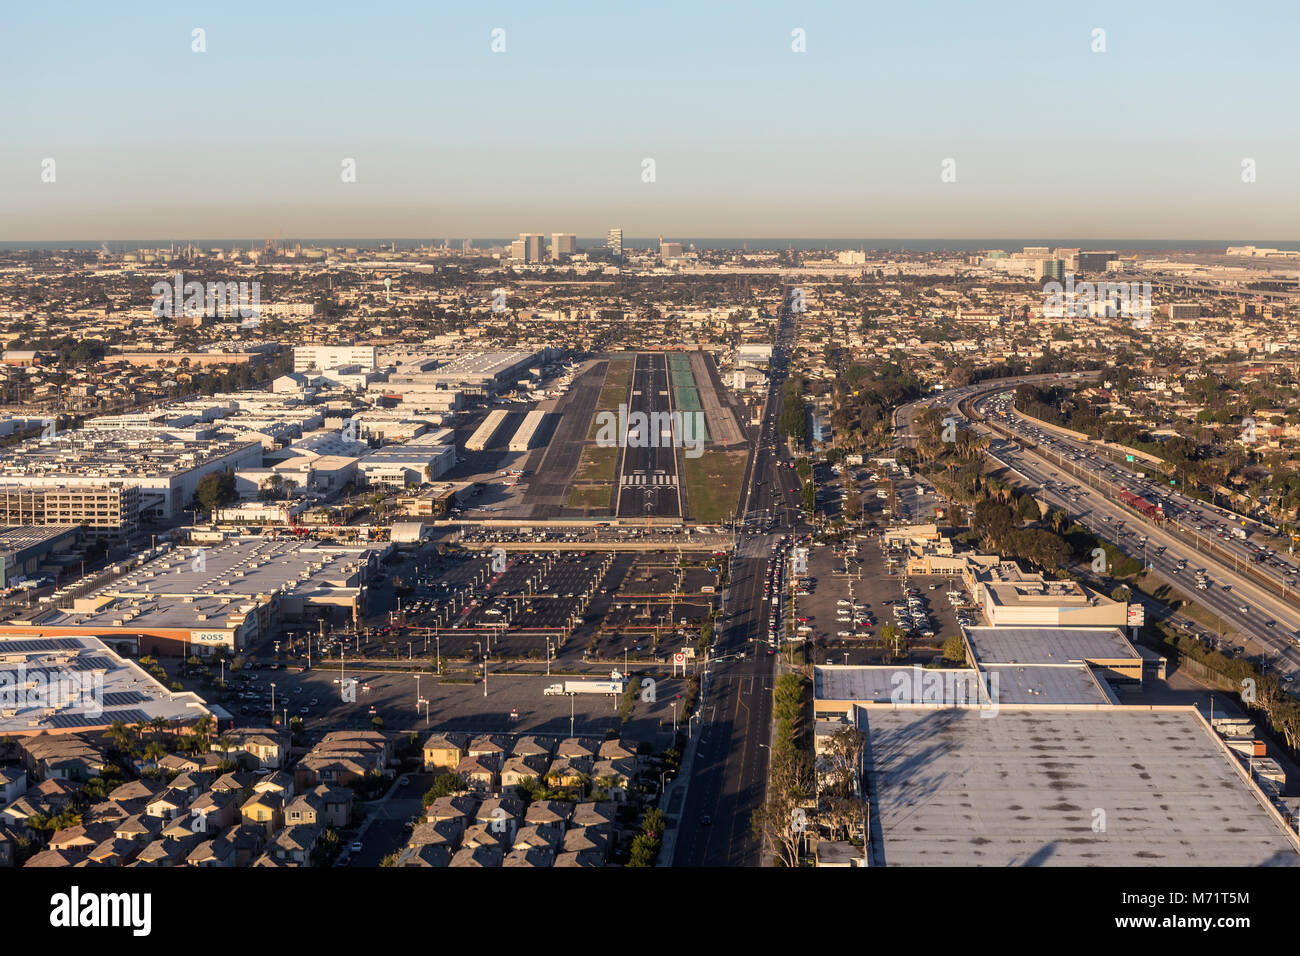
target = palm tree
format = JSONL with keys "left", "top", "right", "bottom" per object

{"left": 193, "top": 714, "right": 215, "bottom": 740}
{"left": 103, "top": 720, "right": 131, "bottom": 753}
{"left": 143, "top": 741, "right": 167, "bottom": 766}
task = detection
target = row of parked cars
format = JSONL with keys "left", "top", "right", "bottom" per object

{"left": 891, "top": 589, "right": 936, "bottom": 638}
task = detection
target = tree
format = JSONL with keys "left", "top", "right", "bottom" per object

{"left": 195, "top": 470, "right": 236, "bottom": 516}
{"left": 143, "top": 741, "right": 167, "bottom": 764}
{"left": 752, "top": 744, "right": 814, "bottom": 867}
{"left": 942, "top": 634, "right": 967, "bottom": 664}
{"left": 421, "top": 773, "right": 467, "bottom": 804}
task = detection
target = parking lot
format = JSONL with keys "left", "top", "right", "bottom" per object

{"left": 213, "top": 666, "right": 689, "bottom": 742}
{"left": 788, "top": 535, "right": 971, "bottom": 664}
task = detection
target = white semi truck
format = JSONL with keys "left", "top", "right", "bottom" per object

{"left": 543, "top": 680, "right": 625, "bottom": 696}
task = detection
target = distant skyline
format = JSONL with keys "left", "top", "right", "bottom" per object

{"left": 3, "top": 0, "right": 1298, "bottom": 241}
{"left": 5, "top": 238, "right": 1300, "bottom": 254}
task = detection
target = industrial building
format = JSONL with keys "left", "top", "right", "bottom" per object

{"left": 293, "top": 345, "right": 379, "bottom": 372}
{"left": 858, "top": 707, "right": 1299, "bottom": 867}
{"left": 0, "top": 428, "right": 263, "bottom": 520}
{"left": 0, "top": 536, "right": 387, "bottom": 657}
{"left": 0, "top": 634, "right": 211, "bottom": 737}
{"left": 0, "top": 527, "right": 81, "bottom": 588}
{"left": 507, "top": 410, "right": 550, "bottom": 451}
{"left": 812, "top": 664, "right": 1300, "bottom": 866}
{"left": 466, "top": 409, "right": 510, "bottom": 452}
{"left": 0, "top": 485, "right": 141, "bottom": 539}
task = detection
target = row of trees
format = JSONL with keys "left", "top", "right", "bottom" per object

{"left": 753, "top": 674, "right": 813, "bottom": 867}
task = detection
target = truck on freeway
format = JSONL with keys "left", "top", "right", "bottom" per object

{"left": 543, "top": 680, "right": 625, "bottom": 696}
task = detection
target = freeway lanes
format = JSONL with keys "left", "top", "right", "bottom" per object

{"left": 983, "top": 433, "right": 1300, "bottom": 679}
{"left": 976, "top": 392, "right": 1300, "bottom": 603}
{"left": 893, "top": 370, "right": 1300, "bottom": 679}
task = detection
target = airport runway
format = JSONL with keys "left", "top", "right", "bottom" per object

{"left": 615, "top": 352, "right": 684, "bottom": 520}
{"left": 526, "top": 359, "right": 607, "bottom": 518}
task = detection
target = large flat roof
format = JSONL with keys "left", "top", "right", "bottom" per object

{"left": 0, "top": 634, "right": 210, "bottom": 734}
{"left": 983, "top": 663, "right": 1115, "bottom": 706}
{"left": 15, "top": 537, "right": 377, "bottom": 632}
{"left": 966, "top": 626, "right": 1139, "bottom": 664}
{"left": 864, "top": 708, "right": 1300, "bottom": 866}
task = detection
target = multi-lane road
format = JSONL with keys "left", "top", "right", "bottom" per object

{"left": 895, "top": 372, "right": 1300, "bottom": 680}
{"left": 673, "top": 294, "right": 801, "bottom": 866}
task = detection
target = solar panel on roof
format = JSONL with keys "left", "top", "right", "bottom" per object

{"left": 0, "top": 638, "right": 85, "bottom": 653}
{"left": 45, "top": 709, "right": 152, "bottom": 729}
{"left": 101, "top": 691, "right": 147, "bottom": 707}
{"left": 64, "top": 657, "right": 115, "bottom": 672}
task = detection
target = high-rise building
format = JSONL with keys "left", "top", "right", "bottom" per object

{"left": 1036, "top": 259, "right": 1065, "bottom": 281}
{"left": 607, "top": 228, "right": 623, "bottom": 257}
{"left": 551, "top": 233, "right": 577, "bottom": 261}
{"left": 509, "top": 233, "right": 545, "bottom": 262}
{"left": 1078, "top": 251, "right": 1118, "bottom": 272}
{"left": 660, "top": 240, "right": 683, "bottom": 261}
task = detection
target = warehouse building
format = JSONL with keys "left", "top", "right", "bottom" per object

{"left": 812, "top": 664, "right": 1300, "bottom": 866}
{"left": 0, "top": 527, "right": 81, "bottom": 588}
{"left": 0, "top": 634, "right": 211, "bottom": 737}
{"left": 508, "top": 410, "right": 550, "bottom": 451}
{"left": 0, "top": 536, "right": 387, "bottom": 657}
{"left": 465, "top": 409, "right": 510, "bottom": 452}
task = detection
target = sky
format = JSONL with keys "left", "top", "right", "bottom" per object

{"left": 1, "top": 0, "right": 1297, "bottom": 242}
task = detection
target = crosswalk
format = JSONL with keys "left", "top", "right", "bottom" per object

{"left": 622, "top": 473, "right": 678, "bottom": 485}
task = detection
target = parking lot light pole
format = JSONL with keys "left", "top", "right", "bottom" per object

{"left": 483, "top": 655, "right": 488, "bottom": 698}
{"left": 415, "top": 674, "right": 420, "bottom": 711}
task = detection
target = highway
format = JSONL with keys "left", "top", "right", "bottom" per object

{"left": 673, "top": 292, "right": 801, "bottom": 866}
{"left": 970, "top": 396, "right": 1300, "bottom": 677}
{"left": 894, "top": 373, "right": 1300, "bottom": 680}
{"left": 974, "top": 392, "right": 1300, "bottom": 601}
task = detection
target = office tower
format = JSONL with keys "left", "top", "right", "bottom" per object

{"left": 1078, "top": 250, "right": 1118, "bottom": 272}
{"left": 607, "top": 228, "right": 623, "bottom": 257}
{"left": 551, "top": 233, "right": 577, "bottom": 261}
{"left": 660, "top": 240, "right": 683, "bottom": 261}
{"left": 1036, "top": 258, "right": 1065, "bottom": 281}
{"left": 518, "top": 233, "right": 545, "bottom": 262}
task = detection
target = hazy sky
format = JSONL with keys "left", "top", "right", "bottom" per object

{"left": 2, "top": 0, "right": 1297, "bottom": 241}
